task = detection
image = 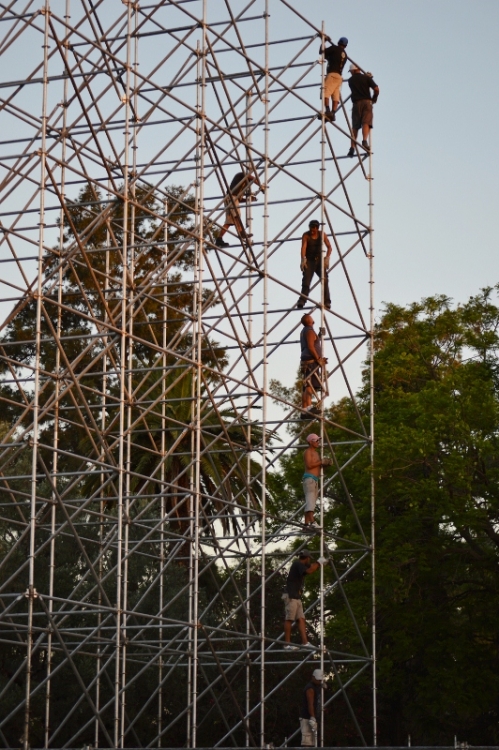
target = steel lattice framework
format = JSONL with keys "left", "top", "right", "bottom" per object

{"left": 0, "top": 1, "right": 375, "bottom": 748}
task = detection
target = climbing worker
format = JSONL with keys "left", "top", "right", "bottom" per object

{"left": 318, "top": 36, "right": 348, "bottom": 122}
{"left": 297, "top": 220, "right": 332, "bottom": 310}
{"left": 303, "top": 434, "right": 333, "bottom": 529}
{"left": 283, "top": 550, "right": 327, "bottom": 650}
{"left": 300, "top": 314, "right": 328, "bottom": 420}
{"left": 347, "top": 64, "right": 379, "bottom": 156}
{"left": 299, "top": 669, "right": 324, "bottom": 747}
{"left": 216, "top": 170, "right": 258, "bottom": 247}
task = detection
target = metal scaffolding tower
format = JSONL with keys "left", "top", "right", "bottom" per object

{"left": 0, "top": 1, "right": 375, "bottom": 748}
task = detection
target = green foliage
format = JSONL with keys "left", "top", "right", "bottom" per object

{"left": 272, "top": 287, "right": 499, "bottom": 745}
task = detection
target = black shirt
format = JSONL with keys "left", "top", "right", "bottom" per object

{"left": 304, "top": 231, "right": 322, "bottom": 259}
{"left": 300, "top": 681, "right": 322, "bottom": 720}
{"left": 286, "top": 559, "right": 310, "bottom": 599}
{"left": 322, "top": 43, "right": 347, "bottom": 75}
{"left": 348, "top": 73, "right": 378, "bottom": 103}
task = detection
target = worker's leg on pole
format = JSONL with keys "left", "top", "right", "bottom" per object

{"left": 284, "top": 619, "right": 293, "bottom": 643}
{"left": 303, "top": 477, "right": 318, "bottom": 524}
{"left": 297, "top": 616, "right": 308, "bottom": 644}
{"left": 315, "top": 258, "right": 331, "bottom": 308}
{"left": 298, "top": 260, "right": 314, "bottom": 307}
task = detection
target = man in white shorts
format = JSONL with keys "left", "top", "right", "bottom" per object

{"left": 318, "top": 36, "right": 348, "bottom": 122}
{"left": 299, "top": 669, "right": 324, "bottom": 746}
{"left": 283, "top": 550, "right": 326, "bottom": 650}
{"left": 303, "top": 434, "right": 333, "bottom": 529}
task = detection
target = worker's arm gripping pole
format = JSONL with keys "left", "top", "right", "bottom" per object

{"left": 260, "top": 2, "right": 270, "bottom": 747}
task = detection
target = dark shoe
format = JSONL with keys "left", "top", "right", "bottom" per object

{"left": 296, "top": 301, "right": 305, "bottom": 309}
{"left": 347, "top": 147, "right": 355, "bottom": 158}
{"left": 327, "top": 110, "right": 336, "bottom": 122}
{"left": 216, "top": 236, "right": 229, "bottom": 247}
{"left": 309, "top": 406, "right": 321, "bottom": 416}
{"left": 362, "top": 140, "right": 370, "bottom": 152}
{"left": 300, "top": 411, "right": 314, "bottom": 420}
{"left": 325, "top": 302, "right": 331, "bottom": 310}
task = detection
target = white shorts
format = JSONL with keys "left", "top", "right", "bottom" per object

{"left": 324, "top": 72, "right": 342, "bottom": 102}
{"left": 303, "top": 477, "right": 318, "bottom": 513}
{"left": 300, "top": 718, "right": 316, "bottom": 747}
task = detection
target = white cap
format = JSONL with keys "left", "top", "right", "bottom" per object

{"left": 313, "top": 669, "right": 323, "bottom": 681}
{"left": 349, "top": 63, "right": 360, "bottom": 73}
{"left": 306, "top": 434, "right": 320, "bottom": 444}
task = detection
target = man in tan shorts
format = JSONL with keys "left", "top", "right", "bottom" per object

{"left": 318, "top": 36, "right": 348, "bottom": 122}
{"left": 283, "top": 549, "right": 327, "bottom": 650}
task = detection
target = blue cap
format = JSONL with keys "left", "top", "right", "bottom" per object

{"left": 338, "top": 37, "right": 348, "bottom": 46}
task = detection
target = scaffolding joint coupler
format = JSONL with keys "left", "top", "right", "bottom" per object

{"left": 24, "top": 587, "right": 38, "bottom": 600}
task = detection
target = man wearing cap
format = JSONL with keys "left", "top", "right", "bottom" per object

{"left": 299, "top": 669, "right": 324, "bottom": 746}
{"left": 283, "top": 550, "right": 327, "bottom": 650}
{"left": 347, "top": 65, "right": 379, "bottom": 156}
{"left": 297, "top": 220, "right": 332, "bottom": 310}
{"left": 303, "top": 434, "right": 333, "bottom": 529}
{"left": 319, "top": 36, "right": 348, "bottom": 122}
{"left": 300, "top": 314, "right": 328, "bottom": 420}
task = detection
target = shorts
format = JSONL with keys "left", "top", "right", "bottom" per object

{"left": 301, "top": 361, "right": 322, "bottom": 391}
{"left": 283, "top": 593, "right": 304, "bottom": 621}
{"left": 324, "top": 72, "right": 342, "bottom": 102}
{"left": 300, "top": 718, "right": 316, "bottom": 747}
{"left": 224, "top": 194, "right": 241, "bottom": 226}
{"left": 352, "top": 99, "right": 373, "bottom": 130}
{"left": 303, "top": 477, "right": 319, "bottom": 513}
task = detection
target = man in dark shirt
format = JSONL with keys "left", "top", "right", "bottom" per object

{"left": 318, "top": 36, "right": 348, "bottom": 122}
{"left": 297, "top": 219, "right": 332, "bottom": 310}
{"left": 299, "top": 669, "right": 324, "bottom": 746}
{"left": 283, "top": 550, "right": 326, "bottom": 649}
{"left": 347, "top": 64, "right": 379, "bottom": 156}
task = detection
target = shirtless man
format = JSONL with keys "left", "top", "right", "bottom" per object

{"left": 297, "top": 220, "right": 332, "bottom": 309}
{"left": 303, "top": 433, "right": 333, "bottom": 528}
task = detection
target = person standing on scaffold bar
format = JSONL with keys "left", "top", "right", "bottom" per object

{"left": 300, "top": 314, "right": 328, "bottom": 420}
{"left": 303, "top": 433, "right": 333, "bottom": 530}
{"left": 216, "top": 170, "right": 259, "bottom": 247}
{"left": 318, "top": 36, "right": 348, "bottom": 122}
{"left": 299, "top": 669, "right": 324, "bottom": 746}
{"left": 297, "top": 220, "right": 332, "bottom": 310}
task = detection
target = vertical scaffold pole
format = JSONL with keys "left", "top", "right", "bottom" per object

{"left": 245, "top": 88, "right": 253, "bottom": 749}
{"left": 158, "top": 196, "right": 168, "bottom": 748}
{"left": 24, "top": 3, "right": 50, "bottom": 749}
{"left": 115, "top": 1, "right": 133, "bottom": 745}
{"left": 44, "top": 2, "right": 69, "bottom": 745}
{"left": 260, "top": 2, "right": 270, "bottom": 746}
{"left": 191, "top": 6, "right": 206, "bottom": 743}
{"left": 319, "top": 20, "right": 326, "bottom": 749}
{"left": 368, "top": 132, "right": 377, "bottom": 747}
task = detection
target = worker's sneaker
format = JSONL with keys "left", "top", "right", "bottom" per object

{"left": 362, "top": 140, "right": 370, "bottom": 152}
{"left": 216, "top": 237, "right": 229, "bottom": 247}
{"left": 302, "top": 642, "right": 316, "bottom": 649}
{"left": 327, "top": 111, "right": 336, "bottom": 122}
{"left": 306, "top": 521, "right": 321, "bottom": 529}
{"left": 296, "top": 300, "right": 305, "bottom": 309}
{"left": 284, "top": 644, "right": 299, "bottom": 651}
{"left": 300, "top": 411, "right": 314, "bottom": 420}
{"left": 347, "top": 147, "right": 355, "bottom": 158}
